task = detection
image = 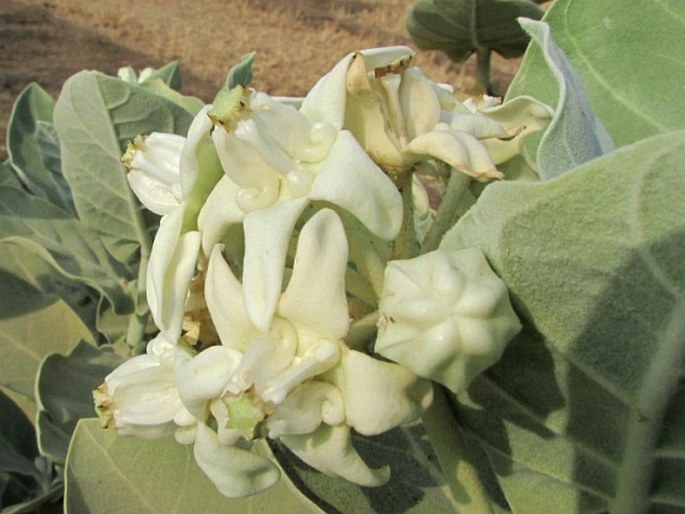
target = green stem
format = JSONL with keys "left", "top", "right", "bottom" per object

{"left": 421, "top": 171, "right": 472, "bottom": 254}
{"left": 475, "top": 46, "right": 493, "bottom": 96}
{"left": 422, "top": 385, "right": 495, "bottom": 513}
{"left": 125, "top": 227, "right": 152, "bottom": 352}
{"left": 391, "top": 170, "right": 419, "bottom": 261}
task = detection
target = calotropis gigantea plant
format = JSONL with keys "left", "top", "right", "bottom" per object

{"left": 92, "top": 45, "right": 548, "bottom": 498}
{"left": 6, "top": 2, "right": 681, "bottom": 510}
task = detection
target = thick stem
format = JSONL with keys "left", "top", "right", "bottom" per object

{"left": 391, "top": 170, "right": 419, "bottom": 260}
{"left": 475, "top": 46, "right": 493, "bottom": 96}
{"left": 421, "top": 171, "right": 472, "bottom": 254}
{"left": 422, "top": 385, "right": 495, "bottom": 513}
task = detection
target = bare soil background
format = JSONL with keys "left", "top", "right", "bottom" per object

{"left": 0, "top": 0, "right": 528, "bottom": 160}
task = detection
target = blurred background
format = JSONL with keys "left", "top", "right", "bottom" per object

{"left": 0, "top": 0, "right": 532, "bottom": 158}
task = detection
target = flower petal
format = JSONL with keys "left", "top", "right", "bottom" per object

{"left": 266, "top": 381, "right": 344, "bottom": 438}
{"left": 146, "top": 207, "right": 201, "bottom": 343}
{"left": 197, "top": 176, "right": 245, "bottom": 257}
{"left": 328, "top": 348, "right": 433, "bottom": 435}
{"left": 278, "top": 209, "right": 349, "bottom": 340}
{"left": 309, "top": 131, "right": 402, "bottom": 240}
{"left": 282, "top": 424, "right": 390, "bottom": 486}
{"left": 193, "top": 423, "right": 280, "bottom": 498}
{"left": 127, "top": 168, "right": 181, "bottom": 215}
{"left": 399, "top": 68, "right": 441, "bottom": 141}
{"left": 300, "top": 52, "right": 354, "bottom": 129}
{"left": 405, "top": 128, "right": 503, "bottom": 180}
{"left": 205, "top": 244, "right": 259, "bottom": 350}
{"left": 175, "top": 345, "right": 243, "bottom": 420}
{"left": 242, "top": 198, "right": 308, "bottom": 332}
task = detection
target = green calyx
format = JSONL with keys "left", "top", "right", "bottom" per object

{"left": 222, "top": 390, "right": 267, "bottom": 441}
{"left": 208, "top": 85, "right": 252, "bottom": 131}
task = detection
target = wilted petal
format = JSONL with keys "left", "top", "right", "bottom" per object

{"left": 278, "top": 209, "right": 349, "bottom": 340}
{"left": 399, "top": 68, "right": 441, "bottom": 141}
{"left": 309, "top": 131, "right": 403, "bottom": 240}
{"left": 205, "top": 244, "right": 259, "bottom": 350}
{"left": 193, "top": 423, "right": 280, "bottom": 498}
{"left": 146, "top": 207, "right": 201, "bottom": 343}
{"left": 405, "top": 128, "right": 503, "bottom": 180}
{"left": 242, "top": 198, "right": 308, "bottom": 332}
{"left": 447, "top": 112, "right": 510, "bottom": 139}
{"left": 282, "top": 424, "right": 389, "bottom": 487}
{"left": 328, "top": 348, "right": 432, "bottom": 435}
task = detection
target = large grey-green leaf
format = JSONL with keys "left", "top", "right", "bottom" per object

{"left": 0, "top": 274, "right": 93, "bottom": 400}
{"left": 53, "top": 71, "right": 194, "bottom": 265}
{"left": 507, "top": 0, "right": 685, "bottom": 149}
{"left": 64, "top": 419, "right": 322, "bottom": 513}
{"left": 0, "top": 390, "right": 39, "bottom": 479}
{"left": 6, "top": 83, "right": 72, "bottom": 213}
{"left": 441, "top": 130, "right": 685, "bottom": 512}
{"left": 406, "top": 0, "right": 544, "bottom": 61}
{"left": 0, "top": 186, "right": 134, "bottom": 314}
{"left": 35, "top": 342, "right": 124, "bottom": 464}
{"left": 518, "top": 19, "right": 614, "bottom": 180}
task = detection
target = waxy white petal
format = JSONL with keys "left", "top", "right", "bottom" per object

{"left": 194, "top": 423, "right": 280, "bottom": 498}
{"left": 242, "top": 198, "right": 308, "bottom": 332}
{"left": 278, "top": 209, "right": 349, "bottom": 340}
{"left": 310, "top": 131, "right": 403, "bottom": 240}
{"left": 328, "top": 349, "right": 432, "bottom": 435}
{"left": 197, "top": 176, "right": 245, "bottom": 257}
{"left": 282, "top": 425, "right": 390, "bottom": 486}
{"left": 146, "top": 208, "right": 201, "bottom": 343}
{"left": 205, "top": 244, "right": 259, "bottom": 351}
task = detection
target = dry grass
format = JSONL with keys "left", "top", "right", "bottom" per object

{"left": 1, "top": 0, "right": 529, "bottom": 158}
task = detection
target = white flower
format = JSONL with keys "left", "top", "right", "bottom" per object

{"left": 199, "top": 87, "right": 403, "bottom": 331}
{"left": 376, "top": 247, "right": 521, "bottom": 393}
{"left": 169, "top": 209, "right": 431, "bottom": 494}
{"left": 123, "top": 132, "right": 185, "bottom": 215}
{"left": 302, "top": 47, "right": 502, "bottom": 180}
{"left": 93, "top": 335, "right": 190, "bottom": 440}
{"left": 130, "top": 106, "right": 225, "bottom": 344}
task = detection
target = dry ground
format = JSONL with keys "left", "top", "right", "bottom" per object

{"left": 0, "top": 0, "right": 531, "bottom": 160}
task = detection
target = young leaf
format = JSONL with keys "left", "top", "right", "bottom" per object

{"left": 35, "top": 342, "right": 124, "bottom": 464}
{"left": 53, "top": 71, "right": 194, "bottom": 265}
{"left": 225, "top": 52, "right": 256, "bottom": 90}
{"left": 441, "top": 130, "right": 685, "bottom": 512}
{"left": 6, "top": 83, "right": 73, "bottom": 213}
{"left": 518, "top": 19, "right": 614, "bottom": 180}
{"left": 141, "top": 61, "right": 183, "bottom": 91}
{"left": 64, "top": 419, "right": 323, "bottom": 513}
{"left": 507, "top": 0, "right": 685, "bottom": 149}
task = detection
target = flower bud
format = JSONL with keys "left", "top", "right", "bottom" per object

{"left": 376, "top": 248, "right": 521, "bottom": 393}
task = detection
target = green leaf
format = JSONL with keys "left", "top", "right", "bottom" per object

{"left": 225, "top": 52, "right": 256, "bottom": 90}
{"left": 53, "top": 71, "right": 194, "bottom": 265}
{"left": 35, "top": 342, "right": 124, "bottom": 464}
{"left": 518, "top": 19, "right": 614, "bottom": 180}
{"left": 64, "top": 419, "right": 322, "bottom": 513}
{"left": 406, "top": 0, "right": 544, "bottom": 62}
{"left": 0, "top": 186, "right": 134, "bottom": 314}
{"left": 0, "top": 161, "right": 22, "bottom": 190}
{"left": 507, "top": 0, "right": 685, "bottom": 149}
{"left": 136, "top": 80, "right": 204, "bottom": 116}
{"left": 0, "top": 390, "right": 39, "bottom": 478}
{"left": 141, "top": 61, "right": 183, "bottom": 91}
{"left": 6, "top": 83, "right": 73, "bottom": 213}
{"left": 272, "top": 425, "right": 462, "bottom": 513}
{"left": 0, "top": 273, "right": 93, "bottom": 400}
{"left": 441, "top": 130, "right": 685, "bottom": 512}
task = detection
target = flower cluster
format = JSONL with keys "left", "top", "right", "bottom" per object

{"left": 95, "top": 46, "right": 548, "bottom": 497}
